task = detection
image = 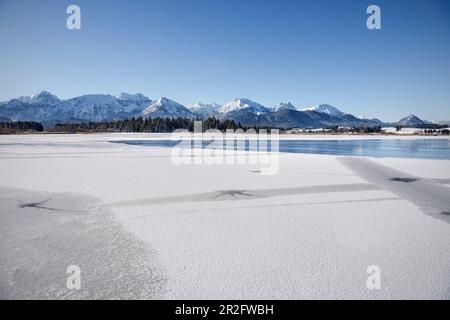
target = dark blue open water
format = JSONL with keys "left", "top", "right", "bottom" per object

{"left": 113, "top": 139, "right": 450, "bottom": 160}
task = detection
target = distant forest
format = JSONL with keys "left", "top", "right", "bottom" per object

{"left": 0, "top": 121, "right": 44, "bottom": 134}
{"left": 0, "top": 117, "right": 257, "bottom": 134}
{"left": 1, "top": 117, "right": 449, "bottom": 135}
{"left": 48, "top": 117, "right": 253, "bottom": 133}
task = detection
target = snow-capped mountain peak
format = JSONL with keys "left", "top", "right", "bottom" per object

{"left": 396, "top": 114, "right": 428, "bottom": 126}
{"left": 149, "top": 97, "right": 177, "bottom": 108}
{"left": 189, "top": 102, "right": 221, "bottom": 111}
{"left": 142, "top": 97, "right": 195, "bottom": 119}
{"left": 188, "top": 102, "right": 221, "bottom": 118}
{"left": 116, "top": 93, "right": 152, "bottom": 113}
{"left": 405, "top": 114, "right": 419, "bottom": 120}
{"left": 273, "top": 102, "right": 297, "bottom": 112}
{"left": 25, "top": 91, "right": 61, "bottom": 105}
{"left": 69, "top": 94, "right": 117, "bottom": 104}
{"left": 218, "top": 98, "right": 269, "bottom": 115}
{"left": 303, "top": 104, "right": 345, "bottom": 117}
{"left": 117, "top": 92, "right": 149, "bottom": 102}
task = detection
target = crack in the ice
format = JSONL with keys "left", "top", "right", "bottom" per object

{"left": 390, "top": 177, "right": 419, "bottom": 183}
{"left": 213, "top": 190, "right": 259, "bottom": 199}
{"left": 18, "top": 198, "right": 61, "bottom": 211}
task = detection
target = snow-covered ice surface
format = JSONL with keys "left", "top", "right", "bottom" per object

{"left": 0, "top": 187, "right": 166, "bottom": 299}
{"left": 0, "top": 133, "right": 449, "bottom": 299}
{"left": 338, "top": 157, "right": 450, "bottom": 223}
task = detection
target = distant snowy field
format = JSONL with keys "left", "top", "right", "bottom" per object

{"left": 0, "top": 133, "right": 449, "bottom": 299}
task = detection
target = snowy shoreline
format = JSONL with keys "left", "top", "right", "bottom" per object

{"left": 3, "top": 132, "right": 450, "bottom": 140}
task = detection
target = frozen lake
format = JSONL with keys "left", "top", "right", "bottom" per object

{"left": 115, "top": 138, "right": 450, "bottom": 160}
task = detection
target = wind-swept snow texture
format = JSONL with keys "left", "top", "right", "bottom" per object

{"left": 338, "top": 157, "right": 450, "bottom": 223}
{"left": 0, "top": 187, "right": 166, "bottom": 299}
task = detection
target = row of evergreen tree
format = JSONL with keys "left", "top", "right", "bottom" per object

{"left": 49, "top": 117, "right": 255, "bottom": 133}
{"left": 0, "top": 121, "right": 44, "bottom": 133}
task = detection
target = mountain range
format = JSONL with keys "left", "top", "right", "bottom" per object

{"left": 0, "top": 91, "right": 438, "bottom": 128}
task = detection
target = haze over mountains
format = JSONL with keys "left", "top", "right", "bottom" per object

{"left": 0, "top": 91, "right": 437, "bottom": 128}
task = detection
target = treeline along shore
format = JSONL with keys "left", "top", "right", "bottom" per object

{"left": 0, "top": 117, "right": 249, "bottom": 134}
{"left": 0, "top": 117, "right": 449, "bottom": 135}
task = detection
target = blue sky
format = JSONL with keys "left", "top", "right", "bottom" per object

{"left": 0, "top": 0, "right": 449, "bottom": 121}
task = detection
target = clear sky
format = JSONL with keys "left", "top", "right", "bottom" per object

{"left": 0, "top": 0, "right": 449, "bottom": 121}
